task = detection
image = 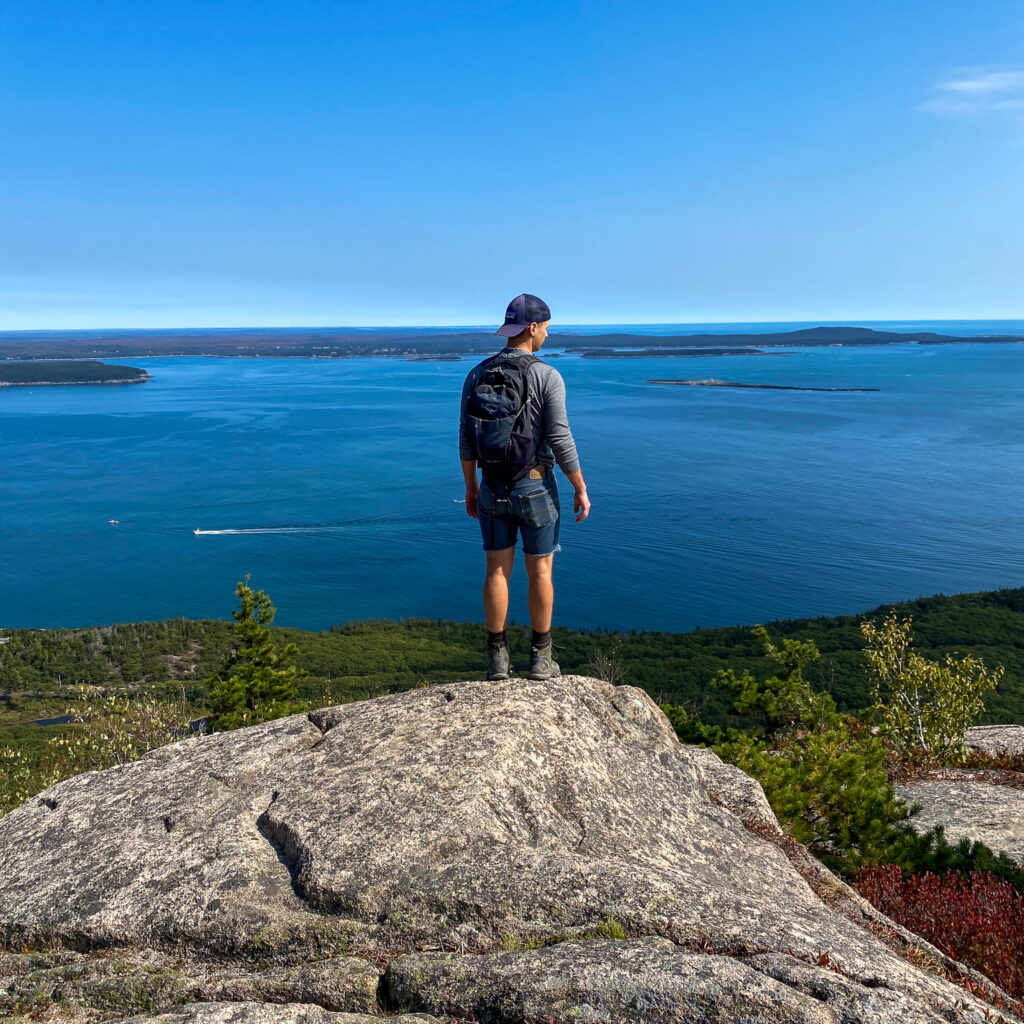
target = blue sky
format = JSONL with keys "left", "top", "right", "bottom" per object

{"left": 2, "top": 0, "right": 1023, "bottom": 328}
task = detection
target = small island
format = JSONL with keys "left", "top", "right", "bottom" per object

{"left": 581, "top": 347, "right": 765, "bottom": 358}
{"left": 649, "top": 378, "right": 879, "bottom": 392}
{"left": 0, "top": 360, "right": 150, "bottom": 387}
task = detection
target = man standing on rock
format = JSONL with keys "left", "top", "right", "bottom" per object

{"left": 459, "top": 293, "right": 590, "bottom": 682}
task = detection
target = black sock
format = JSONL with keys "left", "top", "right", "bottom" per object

{"left": 487, "top": 630, "right": 507, "bottom": 650}
{"left": 531, "top": 630, "right": 551, "bottom": 650}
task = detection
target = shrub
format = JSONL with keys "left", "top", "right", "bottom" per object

{"left": 861, "top": 612, "right": 1003, "bottom": 763}
{"left": 963, "top": 747, "right": 1024, "bottom": 775}
{"left": 892, "top": 826, "right": 1024, "bottom": 895}
{"left": 49, "top": 687, "right": 198, "bottom": 774}
{"left": 855, "top": 864, "right": 1024, "bottom": 998}
{"left": 0, "top": 744, "right": 33, "bottom": 817}
{"left": 1, "top": 687, "right": 197, "bottom": 818}
{"left": 587, "top": 641, "right": 627, "bottom": 685}
{"left": 713, "top": 719, "right": 913, "bottom": 874}
{"left": 668, "top": 627, "right": 915, "bottom": 877}
{"left": 713, "top": 625, "right": 838, "bottom": 737}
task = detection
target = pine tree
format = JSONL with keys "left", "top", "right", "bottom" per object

{"left": 207, "top": 576, "right": 307, "bottom": 731}
{"left": 706, "top": 626, "right": 913, "bottom": 875}
{"left": 713, "top": 624, "right": 837, "bottom": 737}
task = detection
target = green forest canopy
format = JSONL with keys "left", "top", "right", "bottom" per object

{"left": 2, "top": 586, "right": 1022, "bottom": 739}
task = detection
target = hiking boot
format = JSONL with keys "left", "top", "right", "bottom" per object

{"left": 529, "top": 642, "right": 561, "bottom": 681}
{"left": 487, "top": 644, "right": 511, "bottom": 681}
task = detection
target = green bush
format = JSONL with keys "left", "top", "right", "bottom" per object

{"left": 666, "top": 626, "right": 915, "bottom": 876}
{"left": 862, "top": 612, "right": 1003, "bottom": 763}
{"left": 1, "top": 687, "right": 196, "bottom": 818}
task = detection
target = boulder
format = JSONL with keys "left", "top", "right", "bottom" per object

{"left": 0, "top": 949, "right": 381, "bottom": 1018}
{"left": 967, "top": 724, "right": 1024, "bottom": 758}
{"left": 0, "top": 676, "right": 1016, "bottom": 1023}
{"left": 386, "top": 937, "right": 971, "bottom": 1024}
{"left": 896, "top": 774, "right": 1024, "bottom": 864}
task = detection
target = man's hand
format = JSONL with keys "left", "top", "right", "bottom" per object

{"left": 565, "top": 470, "right": 590, "bottom": 522}
{"left": 573, "top": 488, "right": 590, "bottom": 523}
{"left": 461, "top": 459, "right": 480, "bottom": 519}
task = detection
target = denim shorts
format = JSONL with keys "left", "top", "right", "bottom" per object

{"left": 478, "top": 473, "right": 561, "bottom": 557}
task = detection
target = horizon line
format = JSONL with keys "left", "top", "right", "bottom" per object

{"left": 4, "top": 317, "right": 1024, "bottom": 335}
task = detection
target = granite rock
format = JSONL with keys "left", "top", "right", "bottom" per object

{"left": 0, "top": 949, "right": 380, "bottom": 1018}
{"left": 386, "top": 938, "right": 994, "bottom": 1024}
{"left": 967, "top": 724, "right": 1024, "bottom": 757}
{"left": 117, "top": 1005, "right": 437, "bottom": 1024}
{"left": 896, "top": 775, "right": 1024, "bottom": 864}
{"left": 0, "top": 676, "right": 1017, "bottom": 1023}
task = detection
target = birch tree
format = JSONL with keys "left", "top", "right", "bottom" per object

{"left": 861, "top": 612, "right": 1002, "bottom": 763}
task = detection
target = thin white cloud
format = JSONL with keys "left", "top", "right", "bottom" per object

{"left": 921, "top": 68, "right": 1024, "bottom": 115}
{"left": 943, "top": 70, "right": 1024, "bottom": 94}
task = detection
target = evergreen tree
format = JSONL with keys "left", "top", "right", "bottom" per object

{"left": 713, "top": 624, "right": 838, "bottom": 737}
{"left": 207, "top": 576, "right": 307, "bottom": 730}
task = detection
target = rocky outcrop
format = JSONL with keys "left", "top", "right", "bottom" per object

{"left": 894, "top": 725, "right": 1024, "bottom": 864}
{"left": 0, "top": 949, "right": 382, "bottom": 1018}
{"left": 0, "top": 676, "right": 1017, "bottom": 1023}
{"left": 385, "top": 937, "right": 973, "bottom": 1024}
{"left": 896, "top": 773, "right": 1024, "bottom": 864}
{"left": 119, "top": 1007, "right": 437, "bottom": 1024}
{"left": 967, "top": 724, "right": 1024, "bottom": 757}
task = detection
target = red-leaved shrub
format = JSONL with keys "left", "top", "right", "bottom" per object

{"left": 856, "top": 864, "right": 1024, "bottom": 998}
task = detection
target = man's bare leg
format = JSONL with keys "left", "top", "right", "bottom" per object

{"left": 484, "top": 547, "right": 516, "bottom": 632}
{"left": 524, "top": 553, "right": 554, "bottom": 633}
{"left": 524, "top": 553, "right": 559, "bottom": 679}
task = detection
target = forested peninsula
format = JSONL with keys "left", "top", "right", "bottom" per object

{"left": 0, "top": 325, "right": 1021, "bottom": 360}
{"left": 0, "top": 360, "right": 149, "bottom": 386}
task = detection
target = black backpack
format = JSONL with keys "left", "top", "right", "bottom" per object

{"left": 466, "top": 352, "right": 541, "bottom": 497}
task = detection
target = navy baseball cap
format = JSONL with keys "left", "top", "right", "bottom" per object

{"left": 496, "top": 293, "right": 551, "bottom": 337}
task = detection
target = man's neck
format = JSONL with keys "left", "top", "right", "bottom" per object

{"left": 506, "top": 341, "right": 535, "bottom": 354}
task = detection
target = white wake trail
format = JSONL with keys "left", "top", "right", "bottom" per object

{"left": 192, "top": 509, "right": 454, "bottom": 536}
{"left": 193, "top": 527, "right": 318, "bottom": 535}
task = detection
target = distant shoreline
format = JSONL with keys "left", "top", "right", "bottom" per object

{"left": 581, "top": 347, "right": 767, "bottom": 358}
{"left": 0, "top": 325, "right": 1022, "bottom": 362}
{"left": 0, "top": 377, "right": 151, "bottom": 387}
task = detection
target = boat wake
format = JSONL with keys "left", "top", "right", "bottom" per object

{"left": 194, "top": 527, "right": 311, "bottom": 535}
{"left": 192, "top": 508, "right": 452, "bottom": 536}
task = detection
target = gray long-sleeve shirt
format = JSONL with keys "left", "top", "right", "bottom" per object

{"left": 459, "top": 348, "right": 581, "bottom": 475}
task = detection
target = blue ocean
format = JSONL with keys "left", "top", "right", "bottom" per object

{"left": 2, "top": 324, "right": 1023, "bottom": 632}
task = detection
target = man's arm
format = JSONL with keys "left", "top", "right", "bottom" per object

{"left": 458, "top": 370, "right": 475, "bottom": 464}
{"left": 541, "top": 369, "right": 589, "bottom": 522}
{"left": 462, "top": 459, "right": 479, "bottom": 518}
{"left": 565, "top": 469, "right": 590, "bottom": 522}
{"left": 540, "top": 370, "right": 580, "bottom": 475}
{"left": 459, "top": 368, "right": 479, "bottom": 517}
